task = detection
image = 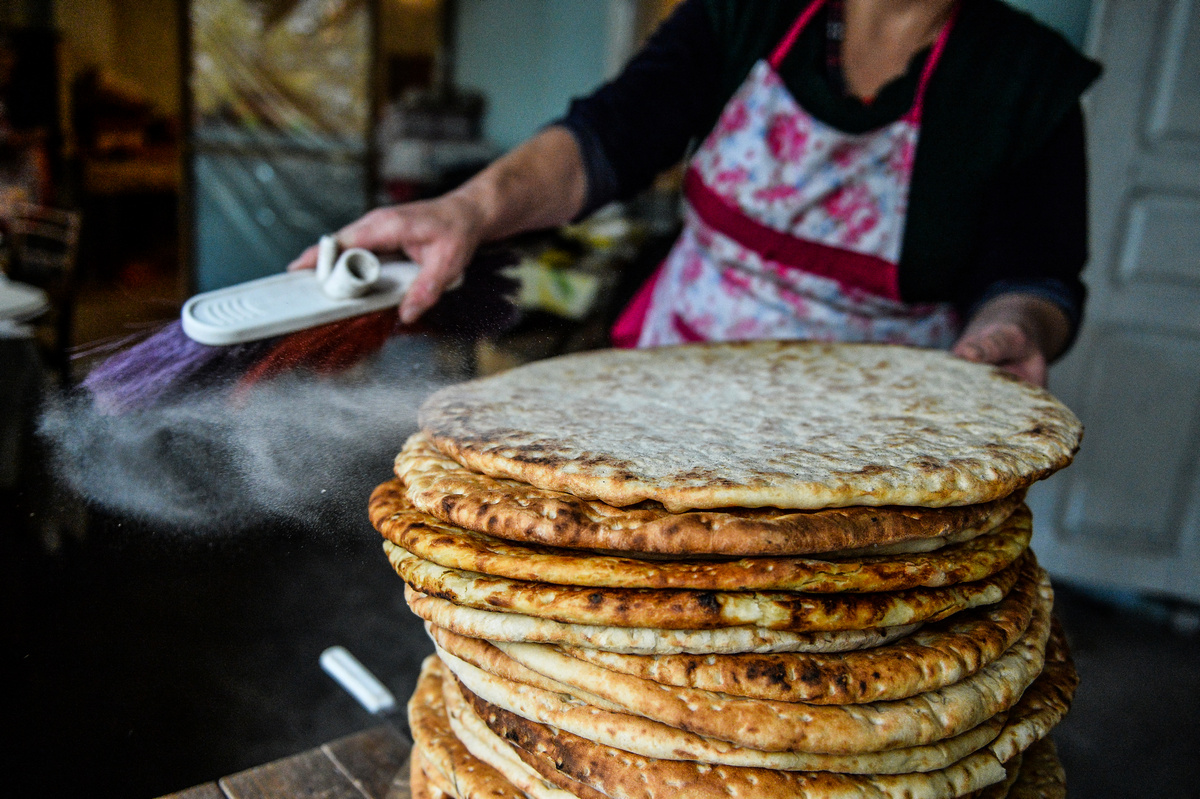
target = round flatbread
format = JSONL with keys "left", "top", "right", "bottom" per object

{"left": 553, "top": 558, "right": 1040, "bottom": 703}
{"left": 373, "top": 478, "right": 1031, "bottom": 591}
{"left": 418, "top": 342, "right": 1081, "bottom": 511}
{"left": 970, "top": 752, "right": 1022, "bottom": 799}
{"left": 985, "top": 618, "right": 1078, "bottom": 766}
{"left": 1006, "top": 737, "right": 1066, "bottom": 799}
{"left": 434, "top": 627, "right": 1008, "bottom": 771}
{"left": 408, "top": 655, "right": 524, "bottom": 799}
{"left": 387, "top": 541, "right": 1021, "bottom": 631}
{"left": 457, "top": 630, "right": 1073, "bottom": 799}
{"left": 443, "top": 664, "right": 625, "bottom": 799}
{"left": 434, "top": 582, "right": 1050, "bottom": 756}
{"left": 405, "top": 585, "right": 922, "bottom": 655}
{"left": 408, "top": 748, "right": 435, "bottom": 799}
{"left": 393, "top": 434, "right": 1027, "bottom": 556}
{"left": 439, "top": 578, "right": 1051, "bottom": 753}
{"left": 414, "top": 654, "right": 1008, "bottom": 799}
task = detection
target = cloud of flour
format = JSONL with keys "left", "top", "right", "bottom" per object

{"left": 39, "top": 337, "right": 460, "bottom": 533}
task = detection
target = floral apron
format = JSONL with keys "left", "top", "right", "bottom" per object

{"left": 612, "top": 0, "right": 960, "bottom": 349}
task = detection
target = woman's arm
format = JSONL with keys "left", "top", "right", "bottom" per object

{"left": 289, "top": 127, "right": 587, "bottom": 323}
{"left": 952, "top": 103, "right": 1090, "bottom": 385}
{"left": 291, "top": 0, "right": 719, "bottom": 324}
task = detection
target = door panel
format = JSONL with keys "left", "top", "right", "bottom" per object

{"left": 1028, "top": 0, "right": 1200, "bottom": 601}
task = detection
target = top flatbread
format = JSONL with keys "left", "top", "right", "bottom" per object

{"left": 419, "top": 342, "right": 1081, "bottom": 511}
{"left": 394, "top": 435, "right": 1026, "bottom": 557}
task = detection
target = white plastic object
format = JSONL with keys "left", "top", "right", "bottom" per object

{"left": 322, "top": 248, "right": 381, "bottom": 300}
{"left": 316, "top": 234, "right": 338, "bottom": 282}
{"left": 0, "top": 275, "right": 50, "bottom": 322}
{"left": 320, "top": 646, "right": 397, "bottom": 715}
{"left": 180, "top": 258, "right": 419, "bottom": 346}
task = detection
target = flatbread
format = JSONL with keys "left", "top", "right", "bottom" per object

{"left": 443, "top": 664, "right": 628, "bottom": 799}
{"left": 373, "top": 478, "right": 1031, "bottom": 591}
{"left": 985, "top": 619, "right": 1077, "bottom": 765}
{"left": 413, "top": 655, "right": 1007, "bottom": 799}
{"left": 393, "top": 434, "right": 1027, "bottom": 556}
{"left": 407, "top": 655, "right": 524, "bottom": 799}
{"left": 418, "top": 342, "right": 1082, "bottom": 511}
{"left": 387, "top": 542, "right": 1022, "bottom": 631}
{"left": 457, "top": 630, "right": 1071, "bottom": 799}
{"left": 408, "top": 748, "right": 436, "bottom": 799}
{"left": 473, "top": 563, "right": 1043, "bottom": 717}
{"left": 1006, "top": 737, "right": 1066, "bottom": 799}
{"left": 406, "top": 585, "right": 922, "bottom": 655}
{"left": 970, "top": 753, "right": 1022, "bottom": 799}
{"left": 434, "top": 584, "right": 1049, "bottom": 756}
{"left": 553, "top": 558, "right": 1040, "bottom": 703}
{"left": 478, "top": 692, "right": 1006, "bottom": 798}
{"left": 436, "top": 629, "right": 1007, "bottom": 772}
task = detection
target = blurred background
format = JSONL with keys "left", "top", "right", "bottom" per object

{"left": 0, "top": 0, "right": 1197, "bottom": 797}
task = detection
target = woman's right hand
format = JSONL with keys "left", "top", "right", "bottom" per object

{"left": 289, "top": 126, "right": 587, "bottom": 324}
{"left": 288, "top": 191, "right": 488, "bottom": 324}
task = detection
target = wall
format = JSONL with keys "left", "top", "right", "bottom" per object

{"left": 454, "top": 0, "right": 1096, "bottom": 151}
{"left": 55, "top": 0, "right": 180, "bottom": 118}
{"left": 1005, "top": 0, "right": 1094, "bottom": 47}
{"left": 453, "top": 0, "right": 610, "bottom": 149}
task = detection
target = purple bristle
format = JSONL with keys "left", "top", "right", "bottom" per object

{"left": 82, "top": 321, "right": 275, "bottom": 413}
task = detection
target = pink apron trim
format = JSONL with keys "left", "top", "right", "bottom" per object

{"left": 684, "top": 169, "right": 902, "bottom": 301}
{"left": 611, "top": 262, "right": 667, "bottom": 348}
{"left": 610, "top": 0, "right": 961, "bottom": 347}
{"left": 904, "top": 2, "right": 960, "bottom": 123}
{"left": 769, "top": 0, "right": 829, "bottom": 70}
{"left": 671, "top": 314, "right": 707, "bottom": 343}
{"left": 769, "top": 0, "right": 958, "bottom": 123}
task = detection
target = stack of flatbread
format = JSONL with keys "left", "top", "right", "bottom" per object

{"left": 368, "top": 342, "right": 1083, "bottom": 799}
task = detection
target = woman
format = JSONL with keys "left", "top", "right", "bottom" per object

{"left": 291, "top": 0, "right": 1099, "bottom": 386}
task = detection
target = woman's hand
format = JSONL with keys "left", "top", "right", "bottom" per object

{"left": 288, "top": 126, "right": 587, "bottom": 325}
{"left": 951, "top": 293, "right": 1071, "bottom": 387}
{"left": 288, "top": 193, "right": 487, "bottom": 324}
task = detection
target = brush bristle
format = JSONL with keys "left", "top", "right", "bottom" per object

{"left": 81, "top": 321, "right": 276, "bottom": 413}
{"left": 80, "top": 249, "right": 520, "bottom": 413}
{"left": 236, "top": 308, "right": 399, "bottom": 391}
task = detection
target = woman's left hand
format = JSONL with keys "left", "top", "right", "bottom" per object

{"left": 951, "top": 293, "right": 1071, "bottom": 387}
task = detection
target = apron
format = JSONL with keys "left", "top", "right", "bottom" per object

{"left": 613, "top": 0, "right": 961, "bottom": 349}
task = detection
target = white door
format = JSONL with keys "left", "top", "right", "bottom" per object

{"left": 1029, "top": 0, "right": 1200, "bottom": 602}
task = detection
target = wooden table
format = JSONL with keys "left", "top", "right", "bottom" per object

{"left": 159, "top": 726, "right": 412, "bottom": 799}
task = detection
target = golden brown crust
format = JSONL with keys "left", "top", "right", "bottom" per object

{"left": 434, "top": 582, "right": 1050, "bottom": 757}
{"left": 1006, "top": 738, "right": 1066, "bottom": 799}
{"left": 462, "top": 682, "right": 1007, "bottom": 799}
{"left": 408, "top": 749, "right": 443, "bottom": 799}
{"left": 373, "top": 477, "right": 1031, "bottom": 591}
{"left": 553, "top": 558, "right": 1040, "bottom": 703}
{"left": 393, "top": 436, "right": 1028, "bottom": 556}
{"left": 985, "top": 619, "right": 1078, "bottom": 765}
{"left": 387, "top": 541, "right": 1024, "bottom": 632}
{"left": 441, "top": 661, "right": 617, "bottom": 799}
{"left": 970, "top": 752, "right": 1022, "bottom": 799}
{"left": 407, "top": 656, "right": 524, "bottom": 799}
{"left": 405, "top": 584, "right": 921, "bottom": 655}
{"left": 439, "top": 639, "right": 1008, "bottom": 772}
{"left": 418, "top": 342, "right": 1082, "bottom": 511}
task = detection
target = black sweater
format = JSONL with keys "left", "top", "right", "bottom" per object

{"left": 557, "top": 0, "right": 1101, "bottom": 329}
